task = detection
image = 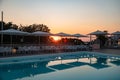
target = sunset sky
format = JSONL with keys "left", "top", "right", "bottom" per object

{"left": 0, "top": 0, "right": 120, "bottom": 34}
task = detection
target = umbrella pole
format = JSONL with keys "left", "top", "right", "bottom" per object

{"left": 1, "top": 11, "right": 3, "bottom": 45}
{"left": 1, "top": 34, "right": 3, "bottom": 45}
{"left": 23, "top": 36, "right": 24, "bottom": 43}
{"left": 90, "top": 35, "right": 92, "bottom": 45}
{"left": 10, "top": 35, "right": 12, "bottom": 46}
{"left": 77, "top": 37, "right": 79, "bottom": 45}
{"left": 39, "top": 36, "right": 40, "bottom": 45}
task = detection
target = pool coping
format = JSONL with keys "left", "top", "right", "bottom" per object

{"left": 0, "top": 51, "right": 120, "bottom": 65}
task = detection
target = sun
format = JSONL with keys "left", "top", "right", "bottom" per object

{"left": 51, "top": 36, "right": 61, "bottom": 41}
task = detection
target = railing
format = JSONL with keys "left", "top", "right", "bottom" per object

{"left": 0, "top": 44, "right": 91, "bottom": 57}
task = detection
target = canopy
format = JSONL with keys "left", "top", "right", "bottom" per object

{"left": 0, "top": 29, "right": 29, "bottom": 35}
{"left": 32, "top": 31, "right": 53, "bottom": 36}
{"left": 88, "top": 30, "right": 108, "bottom": 45}
{"left": 88, "top": 30, "right": 107, "bottom": 35}
{"left": 55, "top": 32, "right": 72, "bottom": 37}
{"left": 72, "top": 33, "right": 87, "bottom": 37}
{"left": 31, "top": 31, "right": 53, "bottom": 44}
{"left": 0, "top": 29, "right": 29, "bottom": 45}
{"left": 111, "top": 31, "right": 120, "bottom": 35}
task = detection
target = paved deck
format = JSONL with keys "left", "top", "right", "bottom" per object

{"left": 93, "top": 49, "right": 120, "bottom": 55}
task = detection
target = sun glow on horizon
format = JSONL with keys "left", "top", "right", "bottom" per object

{"left": 51, "top": 36, "right": 61, "bottom": 42}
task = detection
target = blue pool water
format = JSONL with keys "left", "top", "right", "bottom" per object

{"left": 0, "top": 52, "right": 120, "bottom": 80}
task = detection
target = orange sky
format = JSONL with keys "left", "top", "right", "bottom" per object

{"left": 0, "top": 0, "right": 120, "bottom": 34}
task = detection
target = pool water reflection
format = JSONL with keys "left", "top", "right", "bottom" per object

{"left": 0, "top": 55, "right": 120, "bottom": 80}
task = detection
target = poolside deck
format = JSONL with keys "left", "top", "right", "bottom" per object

{"left": 93, "top": 49, "right": 120, "bottom": 55}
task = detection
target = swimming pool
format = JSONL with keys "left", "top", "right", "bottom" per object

{"left": 0, "top": 51, "right": 120, "bottom": 80}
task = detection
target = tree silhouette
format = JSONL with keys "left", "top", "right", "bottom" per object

{"left": 19, "top": 24, "right": 50, "bottom": 33}
{"left": 0, "top": 21, "right": 18, "bottom": 30}
{"left": 96, "top": 30, "right": 108, "bottom": 48}
{"left": 0, "top": 21, "right": 51, "bottom": 44}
